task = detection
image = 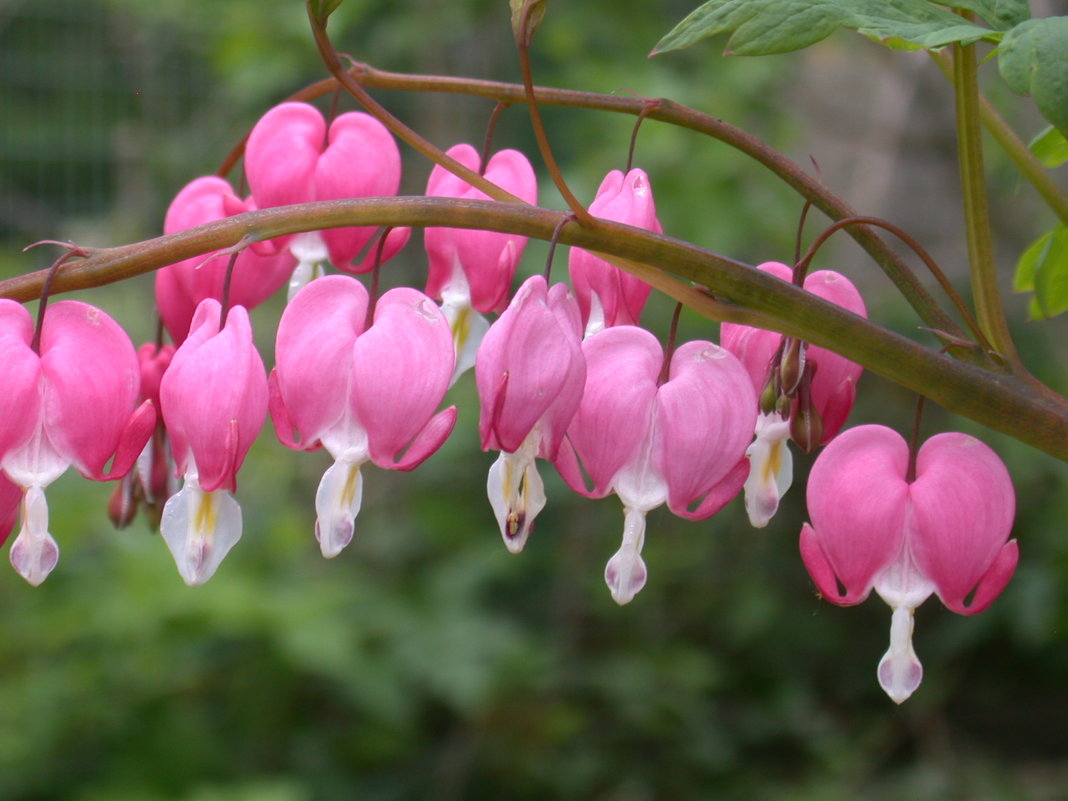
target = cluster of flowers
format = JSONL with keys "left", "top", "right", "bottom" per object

{"left": 0, "top": 101, "right": 1018, "bottom": 703}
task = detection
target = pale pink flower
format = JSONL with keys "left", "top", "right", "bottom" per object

{"left": 569, "top": 169, "right": 662, "bottom": 338}
{"left": 0, "top": 299, "right": 155, "bottom": 584}
{"left": 555, "top": 325, "right": 755, "bottom": 604}
{"left": 423, "top": 143, "right": 538, "bottom": 381}
{"left": 270, "top": 275, "right": 456, "bottom": 558}
{"left": 475, "top": 275, "right": 585, "bottom": 552}
{"left": 245, "top": 102, "right": 410, "bottom": 292}
{"left": 159, "top": 300, "right": 268, "bottom": 585}
{"left": 800, "top": 424, "right": 1018, "bottom": 703}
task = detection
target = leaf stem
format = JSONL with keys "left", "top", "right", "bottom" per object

{"left": 953, "top": 36, "right": 1018, "bottom": 363}
{"left": 931, "top": 50, "right": 1068, "bottom": 228}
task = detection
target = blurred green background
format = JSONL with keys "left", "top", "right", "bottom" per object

{"left": 2, "top": 0, "right": 1068, "bottom": 799}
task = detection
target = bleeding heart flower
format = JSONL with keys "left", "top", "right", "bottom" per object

{"left": 569, "top": 169, "right": 662, "bottom": 338}
{"left": 0, "top": 299, "right": 155, "bottom": 585}
{"left": 245, "top": 102, "right": 411, "bottom": 293}
{"left": 475, "top": 275, "right": 585, "bottom": 553}
{"left": 799, "top": 424, "right": 1018, "bottom": 703}
{"left": 721, "top": 261, "right": 866, "bottom": 527}
{"left": 159, "top": 300, "right": 268, "bottom": 586}
{"left": 157, "top": 175, "right": 295, "bottom": 343}
{"left": 270, "top": 275, "right": 457, "bottom": 558}
{"left": 554, "top": 325, "right": 756, "bottom": 604}
{"left": 423, "top": 143, "right": 538, "bottom": 381}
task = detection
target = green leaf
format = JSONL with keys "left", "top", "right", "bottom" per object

{"left": 1029, "top": 126, "right": 1068, "bottom": 168}
{"left": 651, "top": 0, "right": 998, "bottom": 57}
{"left": 930, "top": 0, "right": 1029, "bottom": 31}
{"left": 998, "top": 17, "right": 1068, "bottom": 138}
{"left": 308, "top": 0, "right": 344, "bottom": 26}
{"left": 510, "top": 0, "right": 547, "bottom": 43}
{"left": 1015, "top": 224, "right": 1068, "bottom": 319}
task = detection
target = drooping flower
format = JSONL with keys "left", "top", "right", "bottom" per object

{"left": 799, "top": 424, "right": 1018, "bottom": 703}
{"left": 554, "top": 325, "right": 756, "bottom": 604}
{"left": 569, "top": 169, "right": 662, "bottom": 338}
{"left": 475, "top": 275, "right": 585, "bottom": 553}
{"left": 245, "top": 101, "right": 410, "bottom": 293}
{"left": 0, "top": 299, "right": 155, "bottom": 585}
{"left": 158, "top": 299, "right": 267, "bottom": 585}
{"left": 721, "top": 261, "right": 867, "bottom": 527}
{"left": 424, "top": 143, "right": 538, "bottom": 380}
{"left": 270, "top": 275, "right": 457, "bottom": 558}
{"left": 157, "top": 175, "right": 295, "bottom": 343}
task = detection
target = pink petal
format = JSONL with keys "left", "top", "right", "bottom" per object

{"left": 802, "top": 425, "right": 910, "bottom": 604}
{"left": 350, "top": 288, "right": 455, "bottom": 468}
{"left": 39, "top": 301, "right": 142, "bottom": 480}
{"left": 316, "top": 112, "right": 405, "bottom": 266}
{"left": 0, "top": 474, "right": 20, "bottom": 546}
{"left": 563, "top": 326, "right": 660, "bottom": 496}
{"left": 273, "top": 275, "right": 368, "bottom": 447}
{"left": 245, "top": 102, "right": 323, "bottom": 209}
{"left": 162, "top": 301, "right": 267, "bottom": 492}
{"left": 569, "top": 169, "right": 661, "bottom": 330}
{"left": 0, "top": 300, "right": 42, "bottom": 460}
{"left": 656, "top": 341, "right": 757, "bottom": 518}
{"left": 475, "top": 276, "right": 585, "bottom": 456}
{"left": 424, "top": 144, "right": 538, "bottom": 312}
{"left": 908, "top": 432, "right": 1017, "bottom": 614}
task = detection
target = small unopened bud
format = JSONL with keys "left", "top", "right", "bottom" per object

{"left": 775, "top": 393, "right": 793, "bottom": 419}
{"left": 790, "top": 403, "right": 824, "bottom": 454}
{"left": 779, "top": 338, "right": 806, "bottom": 395}
{"left": 108, "top": 476, "right": 139, "bottom": 530}
{"left": 759, "top": 373, "right": 781, "bottom": 416}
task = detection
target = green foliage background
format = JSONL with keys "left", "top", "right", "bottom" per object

{"left": 1, "top": 1, "right": 1067, "bottom": 799}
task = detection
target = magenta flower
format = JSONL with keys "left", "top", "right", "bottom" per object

{"left": 721, "top": 261, "right": 867, "bottom": 527}
{"left": 475, "top": 275, "right": 585, "bottom": 552}
{"left": 569, "top": 169, "right": 663, "bottom": 338}
{"left": 0, "top": 299, "right": 155, "bottom": 585}
{"left": 270, "top": 275, "right": 457, "bottom": 558}
{"left": 245, "top": 102, "right": 410, "bottom": 291}
{"left": 554, "top": 326, "right": 756, "bottom": 604}
{"left": 424, "top": 143, "right": 538, "bottom": 380}
{"left": 799, "top": 424, "right": 1018, "bottom": 703}
{"left": 157, "top": 175, "right": 295, "bottom": 343}
{"left": 159, "top": 300, "right": 268, "bottom": 585}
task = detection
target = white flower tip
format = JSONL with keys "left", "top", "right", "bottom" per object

{"left": 501, "top": 511, "right": 531, "bottom": 554}
{"left": 9, "top": 530, "right": 59, "bottom": 587}
{"left": 877, "top": 606, "right": 924, "bottom": 704}
{"left": 604, "top": 547, "right": 647, "bottom": 606}
{"left": 487, "top": 449, "right": 546, "bottom": 555}
{"left": 877, "top": 650, "right": 923, "bottom": 704}
{"left": 160, "top": 484, "right": 242, "bottom": 587}
{"left": 314, "top": 460, "right": 364, "bottom": 559}
{"left": 316, "top": 516, "right": 354, "bottom": 559}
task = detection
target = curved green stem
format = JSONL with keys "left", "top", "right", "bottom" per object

{"left": 2, "top": 197, "right": 1065, "bottom": 459}
{"left": 953, "top": 38, "right": 1018, "bottom": 364}
{"left": 931, "top": 50, "right": 1068, "bottom": 229}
